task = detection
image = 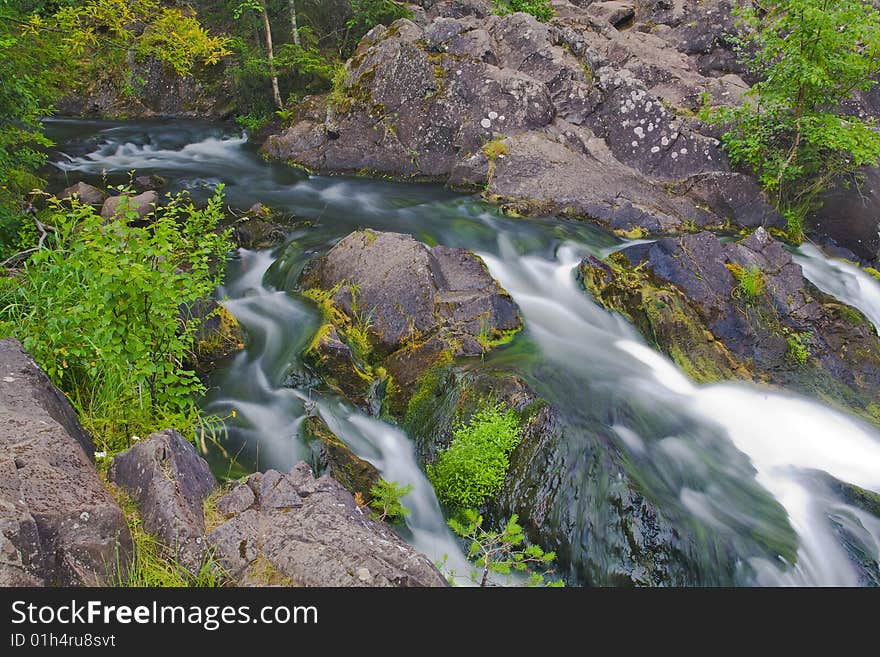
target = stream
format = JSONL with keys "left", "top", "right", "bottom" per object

{"left": 46, "top": 118, "right": 880, "bottom": 586}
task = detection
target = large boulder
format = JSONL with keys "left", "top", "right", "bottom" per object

{"left": 0, "top": 338, "right": 131, "bottom": 586}
{"left": 812, "top": 168, "right": 880, "bottom": 264}
{"left": 108, "top": 429, "right": 217, "bottom": 571}
{"left": 297, "top": 230, "right": 522, "bottom": 408}
{"left": 207, "top": 462, "right": 448, "bottom": 586}
{"left": 581, "top": 229, "right": 880, "bottom": 424}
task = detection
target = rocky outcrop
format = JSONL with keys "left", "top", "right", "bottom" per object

{"left": 297, "top": 230, "right": 521, "bottom": 409}
{"left": 265, "top": 1, "right": 782, "bottom": 235}
{"left": 57, "top": 54, "right": 233, "bottom": 120}
{"left": 581, "top": 229, "right": 880, "bottom": 424}
{"left": 207, "top": 463, "right": 447, "bottom": 586}
{"left": 108, "top": 429, "right": 217, "bottom": 571}
{"left": 813, "top": 168, "right": 880, "bottom": 265}
{"left": 0, "top": 338, "right": 131, "bottom": 586}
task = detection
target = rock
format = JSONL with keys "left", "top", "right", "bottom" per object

{"left": 108, "top": 428, "right": 217, "bottom": 570}
{"left": 61, "top": 182, "right": 106, "bottom": 206}
{"left": 581, "top": 231, "right": 880, "bottom": 423}
{"left": 265, "top": 3, "right": 781, "bottom": 234}
{"left": 0, "top": 338, "right": 131, "bottom": 585}
{"left": 132, "top": 174, "right": 165, "bottom": 192}
{"left": 206, "top": 463, "right": 447, "bottom": 587}
{"left": 187, "top": 298, "right": 245, "bottom": 373}
{"left": 812, "top": 167, "right": 880, "bottom": 264}
{"left": 301, "top": 415, "right": 381, "bottom": 502}
{"left": 100, "top": 191, "right": 159, "bottom": 222}
{"left": 297, "top": 230, "right": 522, "bottom": 408}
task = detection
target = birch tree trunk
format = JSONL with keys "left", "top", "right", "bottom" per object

{"left": 259, "top": 0, "right": 283, "bottom": 109}
{"left": 289, "top": 0, "right": 300, "bottom": 46}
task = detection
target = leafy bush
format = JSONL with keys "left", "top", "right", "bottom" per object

{"left": 369, "top": 479, "right": 413, "bottom": 522}
{"left": 2, "top": 187, "right": 233, "bottom": 454}
{"left": 492, "top": 0, "right": 555, "bottom": 22}
{"left": 345, "top": 0, "right": 411, "bottom": 50}
{"left": 701, "top": 0, "right": 880, "bottom": 228}
{"left": 427, "top": 403, "right": 522, "bottom": 509}
{"left": 443, "top": 509, "right": 564, "bottom": 587}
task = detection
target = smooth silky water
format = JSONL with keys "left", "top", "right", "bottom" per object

{"left": 46, "top": 119, "right": 880, "bottom": 585}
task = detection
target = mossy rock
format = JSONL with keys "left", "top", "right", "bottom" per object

{"left": 301, "top": 415, "right": 380, "bottom": 503}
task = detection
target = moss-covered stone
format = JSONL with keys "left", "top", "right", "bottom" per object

{"left": 301, "top": 415, "right": 380, "bottom": 503}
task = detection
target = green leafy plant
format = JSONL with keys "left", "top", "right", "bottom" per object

{"left": 701, "top": 0, "right": 880, "bottom": 230}
{"left": 491, "top": 0, "right": 555, "bottom": 22}
{"left": 427, "top": 403, "right": 522, "bottom": 509}
{"left": 369, "top": 479, "right": 413, "bottom": 522}
{"left": 345, "top": 0, "right": 411, "bottom": 50}
{"left": 3, "top": 187, "right": 233, "bottom": 454}
{"left": 444, "top": 509, "right": 564, "bottom": 587}
{"left": 784, "top": 328, "right": 812, "bottom": 365}
{"left": 727, "top": 263, "right": 765, "bottom": 302}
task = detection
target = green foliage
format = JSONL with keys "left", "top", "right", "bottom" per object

{"left": 482, "top": 138, "right": 508, "bottom": 161}
{"left": 0, "top": 8, "right": 64, "bottom": 257}
{"left": 784, "top": 328, "right": 812, "bottom": 365}
{"left": 1, "top": 187, "right": 233, "bottom": 454}
{"left": 427, "top": 403, "right": 522, "bottom": 509}
{"left": 369, "top": 479, "right": 413, "bottom": 522}
{"left": 727, "top": 263, "right": 765, "bottom": 301}
{"left": 114, "top": 486, "right": 227, "bottom": 587}
{"left": 444, "top": 509, "right": 564, "bottom": 587}
{"left": 491, "top": 0, "right": 555, "bottom": 22}
{"left": 54, "top": 0, "right": 231, "bottom": 75}
{"left": 701, "top": 0, "right": 880, "bottom": 219}
{"left": 345, "top": 0, "right": 411, "bottom": 49}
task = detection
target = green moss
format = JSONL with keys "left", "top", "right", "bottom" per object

{"left": 196, "top": 305, "right": 243, "bottom": 359}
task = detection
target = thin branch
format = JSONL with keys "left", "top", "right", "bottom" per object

{"left": 1, "top": 217, "right": 55, "bottom": 268}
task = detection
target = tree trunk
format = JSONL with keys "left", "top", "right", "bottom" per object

{"left": 289, "top": 0, "right": 300, "bottom": 46}
{"left": 259, "top": 0, "right": 283, "bottom": 109}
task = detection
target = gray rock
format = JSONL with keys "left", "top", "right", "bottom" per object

{"left": 61, "top": 182, "right": 106, "bottom": 206}
{"left": 0, "top": 338, "right": 130, "bottom": 586}
{"left": 207, "top": 463, "right": 447, "bottom": 587}
{"left": 813, "top": 167, "right": 880, "bottom": 264}
{"left": 100, "top": 191, "right": 158, "bottom": 222}
{"left": 300, "top": 230, "right": 521, "bottom": 356}
{"left": 109, "top": 428, "right": 217, "bottom": 570}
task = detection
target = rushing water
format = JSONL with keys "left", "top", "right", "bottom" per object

{"left": 46, "top": 119, "right": 880, "bottom": 586}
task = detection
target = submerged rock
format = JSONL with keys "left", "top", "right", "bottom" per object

{"left": 0, "top": 338, "right": 131, "bottom": 586}
{"left": 581, "top": 230, "right": 880, "bottom": 424}
{"left": 207, "top": 462, "right": 447, "bottom": 586}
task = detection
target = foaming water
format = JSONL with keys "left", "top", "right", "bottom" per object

{"left": 482, "top": 237, "right": 880, "bottom": 585}
{"left": 46, "top": 119, "right": 880, "bottom": 585}
{"left": 795, "top": 243, "right": 880, "bottom": 333}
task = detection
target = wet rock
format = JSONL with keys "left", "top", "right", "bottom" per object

{"left": 301, "top": 415, "right": 381, "bottom": 502}
{"left": 132, "top": 174, "right": 165, "bottom": 192}
{"left": 0, "top": 338, "right": 131, "bottom": 585}
{"left": 108, "top": 428, "right": 217, "bottom": 570}
{"left": 581, "top": 230, "right": 880, "bottom": 423}
{"left": 61, "top": 182, "right": 106, "bottom": 206}
{"left": 187, "top": 298, "right": 245, "bottom": 373}
{"left": 100, "top": 190, "right": 159, "bottom": 222}
{"left": 206, "top": 463, "right": 447, "bottom": 586}
{"left": 812, "top": 168, "right": 880, "bottom": 264}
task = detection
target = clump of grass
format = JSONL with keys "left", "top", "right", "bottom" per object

{"left": 482, "top": 138, "right": 508, "bottom": 161}
{"left": 727, "top": 263, "right": 766, "bottom": 301}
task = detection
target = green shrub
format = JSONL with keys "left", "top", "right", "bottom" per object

{"left": 785, "top": 329, "right": 812, "bottom": 365}
{"left": 492, "top": 0, "right": 555, "bottom": 22}
{"left": 442, "top": 509, "right": 564, "bottom": 587}
{"left": 2, "top": 187, "right": 233, "bottom": 454}
{"left": 369, "top": 479, "right": 413, "bottom": 522}
{"left": 700, "top": 0, "right": 880, "bottom": 221}
{"left": 427, "top": 403, "right": 522, "bottom": 509}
